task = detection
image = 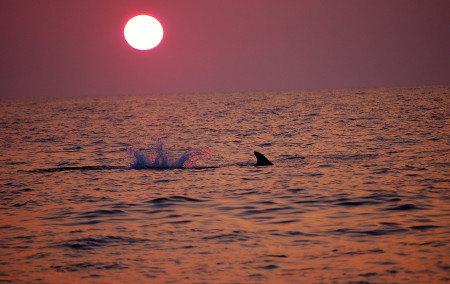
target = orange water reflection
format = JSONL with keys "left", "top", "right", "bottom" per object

{"left": 0, "top": 87, "right": 449, "bottom": 283}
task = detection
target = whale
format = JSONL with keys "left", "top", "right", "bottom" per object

{"left": 32, "top": 150, "right": 274, "bottom": 172}
{"left": 254, "top": 151, "right": 273, "bottom": 166}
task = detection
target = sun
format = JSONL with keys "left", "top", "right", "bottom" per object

{"left": 124, "top": 15, "right": 163, "bottom": 50}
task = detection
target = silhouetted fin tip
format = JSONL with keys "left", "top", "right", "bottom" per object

{"left": 254, "top": 151, "right": 273, "bottom": 166}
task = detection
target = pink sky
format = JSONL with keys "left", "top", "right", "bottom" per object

{"left": 1, "top": 0, "right": 449, "bottom": 98}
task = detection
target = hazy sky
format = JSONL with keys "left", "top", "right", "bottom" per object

{"left": 1, "top": 0, "right": 449, "bottom": 98}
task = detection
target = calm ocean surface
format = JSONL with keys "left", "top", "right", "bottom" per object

{"left": 0, "top": 86, "right": 449, "bottom": 283}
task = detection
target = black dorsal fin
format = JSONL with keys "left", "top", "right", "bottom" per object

{"left": 254, "top": 151, "right": 273, "bottom": 166}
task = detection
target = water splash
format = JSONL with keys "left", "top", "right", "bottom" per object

{"left": 128, "top": 141, "right": 214, "bottom": 169}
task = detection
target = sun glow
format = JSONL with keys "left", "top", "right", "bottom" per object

{"left": 124, "top": 15, "right": 163, "bottom": 50}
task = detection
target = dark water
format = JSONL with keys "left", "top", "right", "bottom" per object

{"left": 0, "top": 86, "right": 449, "bottom": 283}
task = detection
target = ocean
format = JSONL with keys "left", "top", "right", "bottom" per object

{"left": 0, "top": 86, "right": 448, "bottom": 283}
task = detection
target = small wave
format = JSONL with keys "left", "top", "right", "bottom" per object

{"left": 238, "top": 206, "right": 293, "bottom": 216}
{"left": 266, "top": 254, "right": 287, "bottom": 258}
{"left": 384, "top": 204, "right": 422, "bottom": 211}
{"left": 336, "top": 201, "right": 380, "bottom": 206}
{"left": 146, "top": 195, "right": 206, "bottom": 205}
{"left": 51, "top": 262, "right": 128, "bottom": 272}
{"left": 202, "top": 231, "right": 250, "bottom": 242}
{"left": 409, "top": 225, "right": 441, "bottom": 231}
{"left": 339, "top": 248, "right": 385, "bottom": 255}
{"left": 60, "top": 236, "right": 148, "bottom": 251}
{"left": 333, "top": 228, "right": 409, "bottom": 236}
{"left": 259, "top": 264, "right": 279, "bottom": 270}
{"left": 357, "top": 229, "right": 409, "bottom": 236}
{"left": 77, "top": 209, "right": 126, "bottom": 219}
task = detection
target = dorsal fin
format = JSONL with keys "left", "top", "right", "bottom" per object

{"left": 254, "top": 151, "right": 273, "bottom": 166}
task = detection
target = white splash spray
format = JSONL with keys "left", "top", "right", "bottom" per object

{"left": 128, "top": 141, "right": 213, "bottom": 169}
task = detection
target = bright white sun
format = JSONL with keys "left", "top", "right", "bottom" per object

{"left": 124, "top": 15, "right": 163, "bottom": 50}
